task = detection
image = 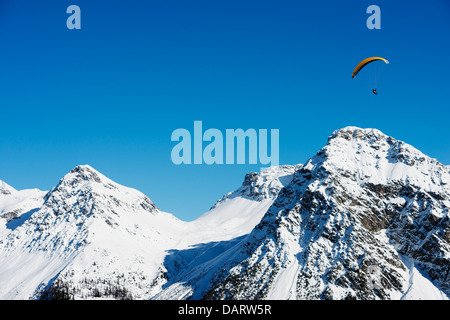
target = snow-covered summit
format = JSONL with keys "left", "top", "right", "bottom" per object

{"left": 64, "top": 164, "right": 111, "bottom": 184}
{"left": 303, "top": 126, "right": 450, "bottom": 192}
{"left": 0, "top": 180, "right": 16, "bottom": 195}
{"left": 210, "top": 165, "right": 299, "bottom": 210}
{"left": 44, "top": 164, "right": 159, "bottom": 218}
{"left": 328, "top": 126, "right": 385, "bottom": 140}
{"left": 57, "top": 165, "right": 127, "bottom": 190}
{"left": 238, "top": 165, "right": 300, "bottom": 200}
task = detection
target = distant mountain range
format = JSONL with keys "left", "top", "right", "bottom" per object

{"left": 1, "top": 127, "right": 449, "bottom": 300}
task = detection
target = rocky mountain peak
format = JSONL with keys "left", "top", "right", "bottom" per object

{"left": 300, "top": 127, "right": 450, "bottom": 193}
{"left": 0, "top": 180, "right": 16, "bottom": 196}
{"left": 57, "top": 165, "right": 115, "bottom": 191}
{"left": 239, "top": 165, "right": 299, "bottom": 200}
{"left": 210, "top": 165, "right": 299, "bottom": 210}
{"left": 43, "top": 165, "right": 159, "bottom": 218}
{"left": 328, "top": 126, "right": 386, "bottom": 142}
{"left": 69, "top": 165, "right": 104, "bottom": 183}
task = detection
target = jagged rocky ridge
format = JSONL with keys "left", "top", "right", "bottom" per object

{"left": 0, "top": 126, "right": 449, "bottom": 300}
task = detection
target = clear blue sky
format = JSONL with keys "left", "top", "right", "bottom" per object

{"left": 1, "top": 0, "right": 449, "bottom": 221}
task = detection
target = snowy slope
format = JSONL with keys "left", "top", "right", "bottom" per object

{"left": 153, "top": 165, "right": 298, "bottom": 300}
{"left": 0, "top": 181, "right": 46, "bottom": 235}
{"left": 0, "top": 180, "right": 46, "bottom": 230}
{"left": 191, "top": 165, "right": 298, "bottom": 242}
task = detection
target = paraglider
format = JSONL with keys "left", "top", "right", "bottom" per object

{"left": 352, "top": 57, "right": 389, "bottom": 94}
{"left": 352, "top": 57, "right": 389, "bottom": 79}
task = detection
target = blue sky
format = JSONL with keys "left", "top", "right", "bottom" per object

{"left": 1, "top": 0, "right": 449, "bottom": 221}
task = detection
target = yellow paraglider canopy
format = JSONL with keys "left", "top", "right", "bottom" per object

{"left": 352, "top": 57, "right": 389, "bottom": 79}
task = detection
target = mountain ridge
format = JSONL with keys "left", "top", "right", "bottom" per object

{"left": 0, "top": 126, "right": 449, "bottom": 300}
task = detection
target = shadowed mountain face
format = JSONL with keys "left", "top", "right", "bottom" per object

{"left": 1, "top": 127, "right": 449, "bottom": 300}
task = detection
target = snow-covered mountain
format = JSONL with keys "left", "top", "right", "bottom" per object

{"left": 0, "top": 127, "right": 449, "bottom": 300}
{"left": 0, "top": 181, "right": 46, "bottom": 234}
{"left": 157, "top": 127, "right": 450, "bottom": 300}
{"left": 0, "top": 164, "right": 291, "bottom": 300}
{"left": 0, "top": 165, "right": 186, "bottom": 299}
{"left": 191, "top": 165, "right": 298, "bottom": 242}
